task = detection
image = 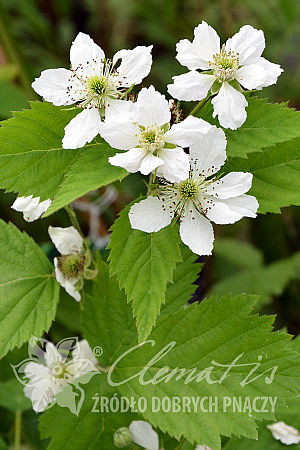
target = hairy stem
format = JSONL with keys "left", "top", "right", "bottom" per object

{"left": 189, "top": 95, "right": 212, "bottom": 117}
{"left": 14, "top": 410, "right": 22, "bottom": 450}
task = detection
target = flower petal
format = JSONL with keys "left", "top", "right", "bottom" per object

{"left": 49, "top": 226, "right": 83, "bottom": 254}
{"left": 167, "top": 71, "right": 216, "bottom": 101}
{"left": 135, "top": 86, "right": 171, "bottom": 127}
{"left": 101, "top": 118, "right": 140, "bottom": 150}
{"left": 189, "top": 126, "right": 227, "bottom": 177}
{"left": 225, "top": 25, "right": 265, "bottom": 66}
{"left": 113, "top": 45, "right": 153, "bottom": 86}
{"left": 32, "top": 68, "right": 79, "bottom": 106}
{"left": 62, "top": 108, "right": 102, "bottom": 149}
{"left": 54, "top": 258, "right": 81, "bottom": 302}
{"left": 139, "top": 153, "right": 164, "bottom": 175}
{"left": 180, "top": 203, "right": 214, "bottom": 255}
{"left": 109, "top": 148, "right": 147, "bottom": 173}
{"left": 72, "top": 340, "right": 98, "bottom": 367}
{"left": 267, "top": 422, "right": 300, "bottom": 445}
{"left": 104, "top": 99, "right": 136, "bottom": 122}
{"left": 156, "top": 147, "right": 189, "bottom": 182}
{"left": 234, "top": 63, "right": 266, "bottom": 90}
{"left": 212, "top": 82, "right": 248, "bottom": 130}
{"left": 70, "top": 32, "right": 105, "bottom": 77}
{"left": 165, "top": 115, "right": 212, "bottom": 147}
{"left": 237, "top": 57, "right": 283, "bottom": 89}
{"left": 205, "top": 172, "right": 253, "bottom": 199}
{"left": 129, "top": 421, "right": 159, "bottom": 450}
{"left": 12, "top": 196, "right": 51, "bottom": 222}
{"left": 205, "top": 194, "right": 259, "bottom": 224}
{"left": 176, "top": 21, "right": 220, "bottom": 70}
{"left": 44, "top": 342, "right": 63, "bottom": 367}
{"left": 129, "top": 197, "right": 173, "bottom": 233}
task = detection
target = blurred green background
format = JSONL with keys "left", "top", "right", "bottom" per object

{"left": 0, "top": 0, "right": 299, "bottom": 447}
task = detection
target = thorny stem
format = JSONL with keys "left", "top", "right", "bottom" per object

{"left": 14, "top": 410, "right": 22, "bottom": 450}
{"left": 189, "top": 95, "right": 213, "bottom": 117}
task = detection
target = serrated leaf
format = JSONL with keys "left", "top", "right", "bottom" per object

{"left": 79, "top": 259, "right": 300, "bottom": 450}
{"left": 199, "top": 97, "right": 300, "bottom": 158}
{"left": 0, "top": 220, "right": 59, "bottom": 358}
{"left": 108, "top": 203, "right": 181, "bottom": 342}
{"left": 161, "top": 244, "right": 202, "bottom": 316}
{"left": 0, "top": 102, "right": 127, "bottom": 213}
{"left": 225, "top": 138, "right": 300, "bottom": 213}
{"left": 39, "top": 376, "right": 139, "bottom": 450}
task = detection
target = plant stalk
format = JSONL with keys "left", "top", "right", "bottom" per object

{"left": 14, "top": 410, "right": 22, "bottom": 450}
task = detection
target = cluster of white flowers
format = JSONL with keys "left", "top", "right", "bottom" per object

{"left": 11, "top": 24, "right": 282, "bottom": 296}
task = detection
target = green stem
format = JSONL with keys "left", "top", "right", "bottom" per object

{"left": 0, "top": 6, "right": 36, "bottom": 98}
{"left": 188, "top": 95, "right": 212, "bottom": 117}
{"left": 65, "top": 205, "right": 84, "bottom": 239}
{"left": 14, "top": 410, "right": 22, "bottom": 450}
{"left": 120, "top": 83, "right": 135, "bottom": 99}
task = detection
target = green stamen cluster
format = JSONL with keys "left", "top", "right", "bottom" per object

{"left": 57, "top": 254, "right": 85, "bottom": 280}
{"left": 139, "top": 126, "right": 165, "bottom": 153}
{"left": 179, "top": 180, "right": 198, "bottom": 199}
{"left": 209, "top": 44, "right": 239, "bottom": 82}
{"left": 88, "top": 75, "right": 107, "bottom": 96}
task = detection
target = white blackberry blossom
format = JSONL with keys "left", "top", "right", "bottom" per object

{"left": 129, "top": 127, "right": 259, "bottom": 256}
{"left": 12, "top": 195, "right": 51, "bottom": 222}
{"left": 267, "top": 422, "right": 300, "bottom": 445}
{"left": 101, "top": 85, "right": 213, "bottom": 182}
{"left": 49, "top": 226, "right": 84, "bottom": 302}
{"left": 32, "top": 32, "right": 153, "bottom": 149}
{"left": 168, "top": 22, "right": 283, "bottom": 129}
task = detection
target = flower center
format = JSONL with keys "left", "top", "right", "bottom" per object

{"left": 49, "top": 362, "right": 73, "bottom": 384}
{"left": 88, "top": 75, "right": 107, "bottom": 96}
{"left": 139, "top": 126, "right": 165, "bottom": 153}
{"left": 179, "top": 179, "right": 199, "bottom": 199}
{"left": 209, "top": 44, "right": 239, "bottom": 82}
{"left": 57, "top": 254, "right": 85, "bottom": 280}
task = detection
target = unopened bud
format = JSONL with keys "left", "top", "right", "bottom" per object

{"left": 113, "top": 427, "right": 132, "bottom": 448}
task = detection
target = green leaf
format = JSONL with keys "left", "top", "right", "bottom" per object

{"left": 210, "top": 241, "right": 300, "bottom": 307}
{"left": 108, "top": 202, "right": 181, "bottom": 342}
{"left": 0, "top": 437, "right": 7, "bottom": 450}
{"left": 162, "top": 244, "right": 202, "bottom": 316}
{"left": 0, "top": 220, "right": 59, "bottom": 358}
{"left": 39, "top": 376, "right": 140, "bottom": 450}
{"left": 0, "top": 378, "right": 31, "bottom": 411}
{"left": 0, "top": 102, "right": 126, "bottom": 213}
{"left": 199, "top": 97, "right": 300, "bottom": 158}
{"left": 79, "top": 259, "right": 300, "bottom": 449}
{"left": 225, "top": 138, "right": 300, "bottom": 213}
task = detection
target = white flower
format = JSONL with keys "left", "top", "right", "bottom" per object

{"left": 129, "top": 421, "right": 159, "bottom": 450}
{"left": 48, "top": 226, "right": 84, "bottom": 302}
{"left": 267, "top": 422, "right": 300, "bottom": 445}
{"left": 168, "top": 22, "right": 283, "bottom": 129}
{"left": 32, "top": 32, "right": 153, "bottom": 149}
{"left": 12, "top": 195, "right": 51, "bottom": 222}
{"left": 129, "top": 126, "right": 259, "bottom": 255}
{"left": 23, "top": 339, "right": 97, "bottom": 412}
{"left": 101, "top": 85, "right": 212, "bottom": 182}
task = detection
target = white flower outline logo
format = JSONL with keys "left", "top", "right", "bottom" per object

{"left": 11, "top": 336, "right": 99, "bottom": 416}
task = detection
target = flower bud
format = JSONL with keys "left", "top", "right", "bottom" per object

{"left": 113, "top": 427, "right": 132, "bottom": 448}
